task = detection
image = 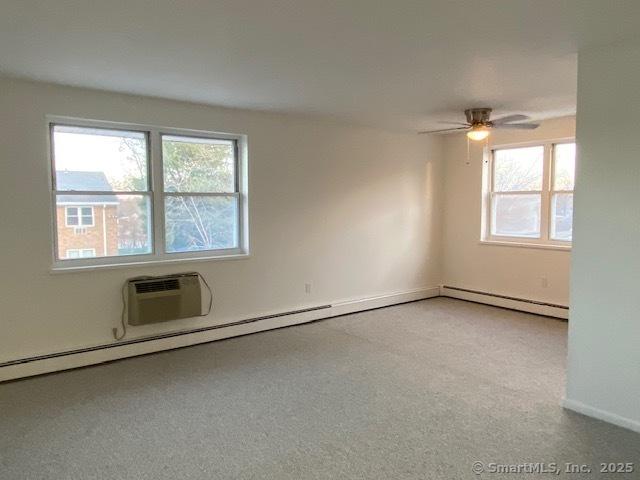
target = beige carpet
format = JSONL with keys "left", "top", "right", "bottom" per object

{"left": 0, "top": 298, "right": 638, "bottom": 479}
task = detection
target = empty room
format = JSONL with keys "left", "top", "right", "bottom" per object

{"left": 1, "top": 1, "right": 639, "bottom": 479}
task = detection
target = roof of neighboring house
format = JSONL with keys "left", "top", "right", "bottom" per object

{"left": 56, "top": 171, "right": 119, "bottom": 205}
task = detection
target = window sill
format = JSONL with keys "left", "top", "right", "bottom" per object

{"left": 50, "top": 252, "right": 251, "bottom": 274}
{"left": 478, "top": 240, "right": 571, "bottom": 251}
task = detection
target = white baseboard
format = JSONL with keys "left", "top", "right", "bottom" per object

{"left": 562, "top": 397, "right": 640, "bottom": 434}
{"left": 0, "top": 286, "right": 440, "bottom": 382}
{"left": 440, "top": 285, "right": 569, "bottom": 319}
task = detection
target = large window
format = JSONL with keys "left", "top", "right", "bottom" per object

{"left": 50, "top": 118, "right": 247, "bottom": 269}
{"left": 485, "top": 141, "right": 575, "bottom": 246}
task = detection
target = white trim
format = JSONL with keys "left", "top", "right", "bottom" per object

{"left": 57, "top": 201, "right": 119, "bottom": 206}
{"left": 0, "top": 287, "right": 440, "bottom": 382}
{"left": 47, "top": 114, "right": 245, "bottom": 140}
{"left": 561, "top": 398, "right": 640, "bottom": 434}
{"left": 440, "top": 285, "right": 569, "bottom": 319}
{"left": 479, "top": 240, "right": 571, "bottom": 251}
{"left": 540, "top": 143, "right": 552, "bottom": 242}
{"left": 57, "top": 190, "right": 148, "bottom": 195}
{"left": 484, "top": 234, "right": 571, "bottom": 248}
{"left": 488, "top": 137, "right": 575, "bottom": 150}
{"left": 50, "top": 250, "right": 250, "bottom": 273}
{"left": 101, "top": 206, "right": 108, "bottom": 255}
{"left": 329, "top": 287, "right": 439, "bottom": 315}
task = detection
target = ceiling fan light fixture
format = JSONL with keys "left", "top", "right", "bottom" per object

{"left": 466, "top": 126, "right": 490, "bottom": 141}
{"left": 418, "top": 108, "right": 537, "bottom": 137}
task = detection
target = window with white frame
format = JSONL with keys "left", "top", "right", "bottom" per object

{"left": 485, "top": 141, "right": 575, "bottom": 245}
{"left": 550, "top": 143, "right": 575, "bottom": 241}
{"left": 50, "top": 119, "right": 247, "bottom": 268}
{"left": 162, "top": 135, "right": 239, "bottom": 253}
{"left": 65, "top": 206, "right": 94, "bottom": 227}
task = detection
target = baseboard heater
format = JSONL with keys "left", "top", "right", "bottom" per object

{"left": 441, "top": 285, "right": 569, "bottom": 310}
{"left": 0, "top": 304, "right": 332, "bottom": 369}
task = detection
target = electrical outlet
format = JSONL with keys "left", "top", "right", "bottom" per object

{"left": 305, "top": 282, "right": 312, "bottom": 294}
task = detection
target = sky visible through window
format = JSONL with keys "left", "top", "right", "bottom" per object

{"left": 53, "top": 128, "right": 147, "bottom": 191}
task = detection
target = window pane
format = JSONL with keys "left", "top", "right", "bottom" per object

{"left": 80, "top": 215, "right": 94, "bottom": 226}
{"left": 56, "top": 195, "right": 152, "bottom": 259}
{"left": 553, "top": 143, "right": 576, "bottom": 191}
{"left": 493, "top": 146, "right": 544, "bottom": 192}
{"left": 165, "top": 195, "right": 238, "bottom": 252}
{"left": 551, "top": 193, "right": 573, "bottom": 241}
{"left": 53, "top": 125, "right": 148, "bottom": 192}
{"left": 162, "top": 135, "right": 235, "bottom": 193}
{"left": 492, "top": 194, "right": 541, "bottom": 238}
{"left": 66, "top": 209, "right": 79, "bottom": 226}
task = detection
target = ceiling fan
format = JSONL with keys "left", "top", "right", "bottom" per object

{"left": 419, "top": 108, "right": 539, "bottom": 140}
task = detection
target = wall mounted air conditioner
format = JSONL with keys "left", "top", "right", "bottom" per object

{"left": 127, "top": 273, "right": 203, "bottom": 326}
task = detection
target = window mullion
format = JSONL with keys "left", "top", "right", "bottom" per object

{"left": 540, "top": 143, "right": 552, "bottom": 242}
{"left": 486, "top": 150, "right": 495, "bottom": 238}
{"left": 150, "top": 130, "right": 165, "bottom": 257}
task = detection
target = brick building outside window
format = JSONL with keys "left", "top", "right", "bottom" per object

{"left": 55, "top": 171, "right": 119, "bottom": 259}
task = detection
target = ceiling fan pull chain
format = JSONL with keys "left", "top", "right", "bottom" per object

{"left": 466, "top": 135, "right": 471, "bottom": 165}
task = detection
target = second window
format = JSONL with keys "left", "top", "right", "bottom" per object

{"left": 487, "top": 141, "right": 575, "bottom": 245}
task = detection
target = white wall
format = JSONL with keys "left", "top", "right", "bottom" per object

{"left": 441, "top": 116, "right": 575, "bottom": 307}
{"left": 565, "top": 40, "right": 640, "bottom": 430}
{"left": 0, "top": 77, "right": 443, "bottom": 364}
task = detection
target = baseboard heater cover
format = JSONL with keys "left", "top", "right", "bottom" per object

{"left": 441, "top": 285, "right": 569, "bottom": 311}
{"left": 0, "top": 304, "right": 332, "bottom": 369}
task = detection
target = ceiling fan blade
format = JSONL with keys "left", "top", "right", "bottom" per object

{"left": 438, "top": 121, "right": 471, "bottom": 126}
{"left": 418, "top": 126, "right": 470, "bottom": 135}
{"left": 491, "top": 114, "right": 530, "bottom": 125}
{"left": 495, "top": 123, "right": 540, "bottom": 130}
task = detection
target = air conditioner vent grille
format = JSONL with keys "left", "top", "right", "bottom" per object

{"left": 135, "top": 278, "right": 180, "bottom": 294}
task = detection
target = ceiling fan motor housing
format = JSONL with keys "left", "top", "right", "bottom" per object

{"left": 465, "top": 108, "right": 492, "bottom": 125}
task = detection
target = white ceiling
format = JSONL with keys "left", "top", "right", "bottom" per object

{"left": 1, "top": 1, "right": 639, "bottom": 131}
